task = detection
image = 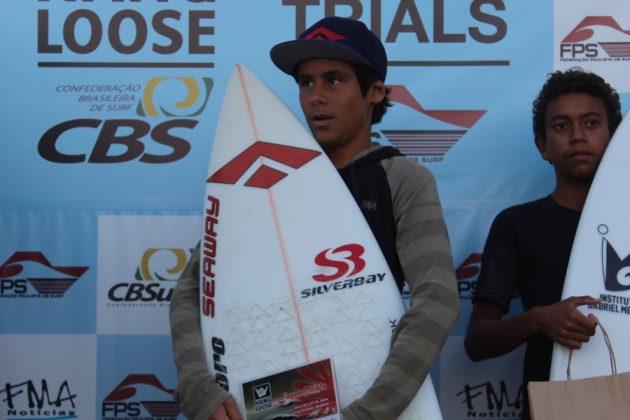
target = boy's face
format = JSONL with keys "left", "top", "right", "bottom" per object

{"left": 536, "top": 92, "right": 611, "bottom": 184}
{"left": 296, "top": 58, "right": 384, "bottom": 153}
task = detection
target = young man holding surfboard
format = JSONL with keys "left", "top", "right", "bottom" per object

{"left": 464, "top": 68, "right": 622, "bottom": 420}
{"left": 170, "top": 16, "right": 460, "bottom": 420}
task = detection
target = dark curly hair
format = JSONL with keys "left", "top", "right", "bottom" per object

{"left": 532, "top": 68, "right": 622, "bottom": 138}
{"left": 351, "top": 63, "right": 392, "bottom": 125}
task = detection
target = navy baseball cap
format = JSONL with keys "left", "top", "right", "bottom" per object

{"left": 270, "top": 16, "right": 387, "bottom": 81}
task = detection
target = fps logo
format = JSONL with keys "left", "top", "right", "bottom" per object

{"left": 38, "top": 76, "right": 213, "bottom": 164}
{"left": 560, "top": 16, "right": 630, "bottom": 61}
{"left": 378, "top": 86, "right": 486, "bottom": 164}
{"left": 102, "top": 374, "right": 180, "bottom": 419}
{"left": 0, "top": 252, "right": 88, "bottom": 299}
{"left": 0, "top": 378, "right": 77, "bottom": 419}
{"left": 456, "top": 253, "right": 482, "bottom": 300}
{"left": 107, "top": 248, "right": 192, "bottom": 305}
{"left": 455, "top": 252, "right": 520, "bottom": 302}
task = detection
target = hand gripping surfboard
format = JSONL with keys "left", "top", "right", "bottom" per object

{"left": 200, "top": 64, "right": 442, "bottom": 419}
{"left": 550, "top": 111, "right": 630, "bottom": 381}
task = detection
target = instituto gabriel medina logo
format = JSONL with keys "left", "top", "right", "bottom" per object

{"left": 378, "top": 85, "right": 486, "bottom": 164}
{"left": 0, "top": 252, "right": 88, "bottom": 298}
{"left": 560, "top": 16, "right": 630, "bottom": 61}
{"left": 137, "top": 77, "right": 213, "bottom": 117}
{"left": 602, "top": 236, "right": 630, "bottom": 292}
{"left": 582, "top": 225, "right": 630, "bottom": 316}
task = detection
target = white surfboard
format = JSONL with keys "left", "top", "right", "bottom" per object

{"left": 550, "top": 111, "right": 630, "bottom": 381}
{"left": 199, "top": 64, "right": 442, "bottom": 419}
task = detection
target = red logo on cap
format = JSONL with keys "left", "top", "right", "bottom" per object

{"left": 304, "top": 27, "right": 346, "bottom": 41}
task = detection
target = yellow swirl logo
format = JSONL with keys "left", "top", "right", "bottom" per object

{"left": 135, "top": 248, "right": 190, "bottom": 281}
{"left": 137, "top": 77, "right": 213, "bottom": 117}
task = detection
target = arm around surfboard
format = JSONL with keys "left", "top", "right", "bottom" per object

{"left": 170, "top": 243, "right": 237, "bottom": 420}
{"left": 342, "top": 158, "right": 460, "bottom": 419}
{"left": 465, "top": 296, "right": 600, "bottom": 361}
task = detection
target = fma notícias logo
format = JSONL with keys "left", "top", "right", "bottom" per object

{"left": 253, "top": 383, "right": 273, "bottom": 411}
{"left": 0, "top": 378, "right": 78, "bottom": 419}
{"left": 457, "top": 380, "right": 522, "bottom": 418}
{"left": 0, "top": 252, "right": 88, "bottom": 299}
{"left": 137, "top": 77, "right": 213, "bottom": 117}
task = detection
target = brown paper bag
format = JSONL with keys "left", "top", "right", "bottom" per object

{"left": 528, "top": 323, "right": 630, "bottom": 419}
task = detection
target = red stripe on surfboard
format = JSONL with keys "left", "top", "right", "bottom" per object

{"left": 236, "top": 64, "right": 310, "bottom": 362}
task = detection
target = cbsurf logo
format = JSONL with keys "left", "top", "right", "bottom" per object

{"left": 37, "top": 0, "right": 217, "bottom": 165}
{"left": 301, "top": 243, "right": 386, "bottom": 299}
{"left": 0, "top": 378, "right": 78, "bottom": 419}
{"left": 560, "top": 16, "right": 630, "bottom": 62}
{"left": 0, "top": 252, "right": 87, "bottom": 299}
{"left": 134, "top": 248, "right": 191, "bottom": 282}
{"left": 137, "top": 77, "right": 213, "bottom": 117}
{"left": 39, "top": 77, "right": 208, "bottom": 164}
{"left": 378, "top": 85, "right": 486, "bottom": 164}
{"left": 101, "top": 374, "right": 179, "bottom": 419}
{"left": 107, "top": 248, "right": 191, "bottom": 306}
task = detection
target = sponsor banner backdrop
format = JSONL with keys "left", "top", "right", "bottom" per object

{"left": 443, "top": 205, "right": 524, "bottom": 336}
{"left": 1, "top": 1, "right": 629, "bottom": 419}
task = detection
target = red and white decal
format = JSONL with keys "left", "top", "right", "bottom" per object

{"left": 312, "top": 244, "right": 366, "bottom": 282}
